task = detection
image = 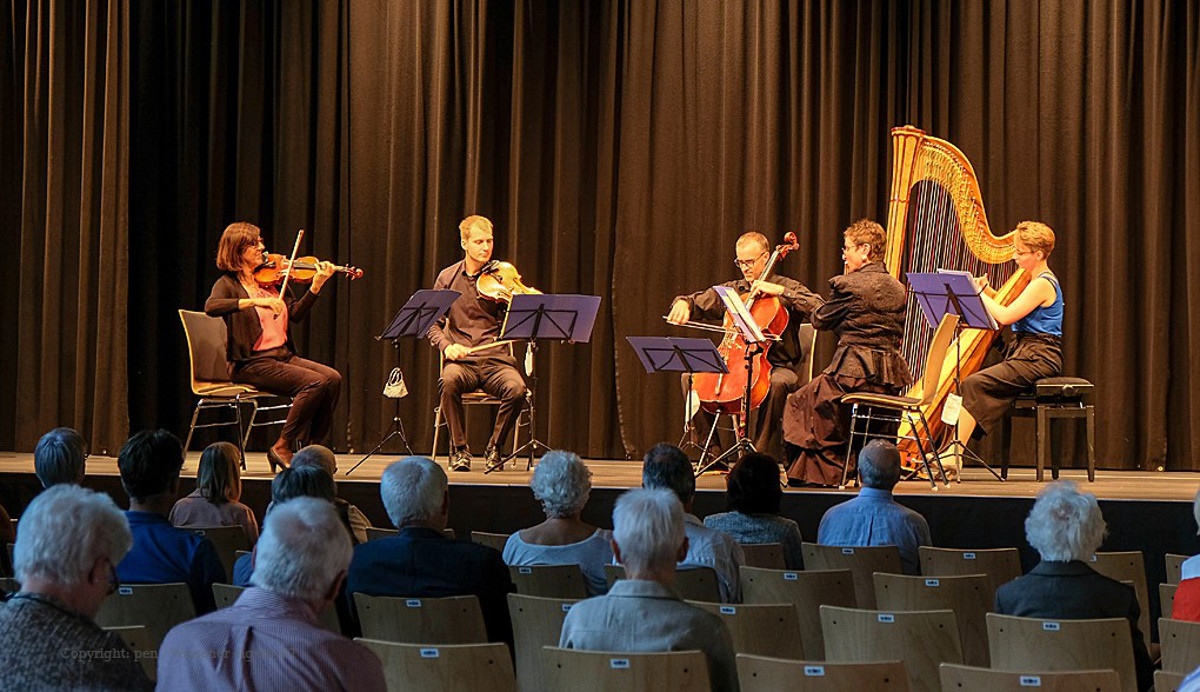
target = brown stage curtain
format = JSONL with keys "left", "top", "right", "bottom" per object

{"left": 0, "top": 0, "right": 130, "bottom": 454}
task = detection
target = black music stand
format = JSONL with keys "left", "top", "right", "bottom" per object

{"left": 627, "top": 336, "right": 730, "bottom": 476}
{"left": 495, "top": 293, "right": 602, "bottom": 472}
{"left": 908, "top": 271, "right": 1003, "bottom": 481}
{"left": 347, "top": 289, "right": 460, "bottom": 475}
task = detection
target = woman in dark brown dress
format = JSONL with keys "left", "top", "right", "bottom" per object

{"left": 783, "top": 219, "right": 912, "bottom": 487}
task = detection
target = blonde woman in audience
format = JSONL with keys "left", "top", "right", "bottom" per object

{"left": 170, "top": 441, "right": 260, "bottom": 544}
{"left": 503, "top": 450, "right": 613, "bottom": 595}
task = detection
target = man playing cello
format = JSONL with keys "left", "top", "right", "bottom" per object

{"left": 667, "top": 231, "right": 823, "bottom": 458}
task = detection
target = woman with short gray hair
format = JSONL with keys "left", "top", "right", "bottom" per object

{"left": 502, "top": 450, "right": 613, "bottom": 595}
{"left": 0, "top": 485, "right": 151, "bottom": 690}
{"left": 994, "top": 482, "right": 1153, "bottom": 691}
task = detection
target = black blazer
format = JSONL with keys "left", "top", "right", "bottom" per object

{"left": 204, "top": 273, "right": 318, "bottom": 363}
{"left": 994, "top": 560, "right": 1154, "bottom": 691}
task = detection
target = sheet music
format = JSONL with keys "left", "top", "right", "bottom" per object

{"left": 713, "top": 285, "right": 767, "bottom": 343}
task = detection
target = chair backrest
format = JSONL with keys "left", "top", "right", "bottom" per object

{"left": 1088, "top": 551, "right": 1150, "bottom": 650}
{"left": 986, "top": 613, "right": 1137, "bottom": 692}
{"left": 740, "top": 566, "right": 856, "bottom": 660}
{"left": 509, "top": 564, "right": 589, "bottom": 600}
{"left": 1159, "top": 617, "right": 1200, "bottom": 674}
{"left": 604, "top": 564, "right": 721, "bottom": 603}
{"left": 737, "top": 655, "right": 909, "bottom": 692}
{"left": 471, "top": 531, "right": 511, "bottom": 553}
{"left": 179, "top": 309, "right": 233, "bottom": 388}
{"left": 353, "top": 593, "right": 488, "bottom": 644}
{"left": 104, "top": 625, "right": 158, "bottom": 681}
{"left": 821, "top": 605, "right": 961, "bottom": 692}
{"left": 190, "top": 526, "right": 249, "bottom": 579}
{"left": 740, "top": 543, "right": 787, "bottom": 570}
{"left": 690, "top": 602, "right": 803, "bottom": 660}
{"left": 917, "top": 546, "right": 1022, "bottom": 600}
{"left": 938, "top": 663, "right": 1122, "bottom": 692}
{"left": 541, "top": 647, "right": 711, "bottom": 692}
{"left": 1155, "top": 670, "right": 1187, "bottom": 692}
{"left": 1161, "top": 583, "right": 1177, "bottom": 619}
{"left": 798, "top": 322, "right": 819, "bottom": 383}
{"left": 213, "top": 582, "right": 341, "bottom": 633}
{"left": 508, "top": 594, "right": 580, "bottom": 692}
{"left": 366, "top": 526, "right": 456, "bottom": 541}
{"left": 920, "top": 314, "right": 960, "bottom": 405}
{"left": 874, "top": 572, "right": 992, "bottom": 666}
{"left": 801, "top": 542, "right": 902, "bottom": 609}
{"left": 356, "top": 639, "right": 516, "bottom": 692}
{"left": 1165, "top": 553, "right": 1188, "bottom": 585}
{"left": 94, "top": 583, "right": 197, "bottom": 655}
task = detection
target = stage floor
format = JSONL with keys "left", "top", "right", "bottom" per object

{"left": 0, "top": 450, "right": 1195, "bottom": 503}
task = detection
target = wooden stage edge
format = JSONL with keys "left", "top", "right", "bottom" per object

{"left": 1, "top": 450, "right": 1196, "bottom": 504}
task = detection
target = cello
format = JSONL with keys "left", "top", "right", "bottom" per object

{"left": 692, "top": 232, "right": 800, "bottom": 416}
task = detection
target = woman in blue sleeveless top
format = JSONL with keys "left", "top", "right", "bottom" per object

{"left": 952, "top": 222, "right": 1064, "bottom": 464}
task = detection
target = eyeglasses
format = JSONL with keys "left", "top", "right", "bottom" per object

{"left": 842, "top": 242, "right": 866, "bottom": 252}
{"left": 733, "top": 252, "right": 767, "bottom": 270}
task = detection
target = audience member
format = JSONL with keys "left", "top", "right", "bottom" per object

{"left": 345, "top": 457, "right": 515, "bottom": 644}
{"left": 116, "top": 429, "right": 225, "bottom": 613}
{"left": 643, "top": 443, "right": 744, "bottom": 602}
{"left": 169, "top": 441, "right": 260, "bottom": 544}
{"left": 559, "top": 488, "right": 738, "bottom": 692}
{"left": 232, "top": 464, "right": 337, "bottom": 587}
{"left": 704, "top": 452, "right": 804, "bottom": 569}
{"left": 503, "top": 450, "right": 613, "bottom": 595}
{"left": 33, "top": 426, "right": 87, "bottom": 488}
{"left": 994, "top": 481, "right": 1153, "bottom": 692}
{"left": 291, "top": 444, "right": 372, "bottom": 544}
{"left": 1172, "top": 487, "right": 1200, "bottom": 621}
{"left": 0, "top": 485, "right": 151, "bottom": 690}
{"left": 158, "top": 498, "right": 385, "bottom": 690}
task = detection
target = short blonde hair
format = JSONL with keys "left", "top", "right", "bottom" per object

{"left": 1015, "top": 221, "right": 1056, "bottom": 258}
{"left": 459, "top": 215, "right": 493, "bottom": 243}
{"left": 844, "top": 219, "right": 887, "bottom": 262}
{"left": 736, "top": 232, "right": 769, "bottom": 254}
{"left": 216, "top": 222, "right": 262, "bottom": 272}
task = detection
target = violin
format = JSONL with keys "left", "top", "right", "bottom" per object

{"left": 477, "top": 260, "right": 541, "bottom": 303}
{"left": 254, "top": 253, "right": 364, "bottom": 285}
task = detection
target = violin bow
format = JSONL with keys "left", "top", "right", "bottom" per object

{"left": 277, "top": 229, "right": 306, "bottom": 310}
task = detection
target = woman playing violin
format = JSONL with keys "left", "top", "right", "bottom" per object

{"left": 204, "top": 222, "right": 341, "bottom": 472}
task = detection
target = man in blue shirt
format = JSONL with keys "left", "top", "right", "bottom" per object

{"left": 816, "top": 439, "right": 931, "bottom": 574}
{"left": 116, "top": 429, "right": 226, "bottom": 613}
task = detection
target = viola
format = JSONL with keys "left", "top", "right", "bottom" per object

{"left": 254, "top": 253, "right": 364, "bottom": 285}
{"left": 692, "top": 232, "right": 800, "bottom": 416}
{"left": 477, "top": 260, "right": 541, "bottom": 303}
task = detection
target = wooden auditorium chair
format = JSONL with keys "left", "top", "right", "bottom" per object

{"left": 541, "top": 647, "right": 711, "bottom": 692}
{"left": 507, "top": 593, "right": 581, "bottom": 692}
{"left": 986, "top": 613, "right": 1136, "bottom": 692}
{"left": 739, "top": 566, "right": 855, "bottom": 659}
{"left": 874, "top": 572, "right": 991, "bottom": 666}
{"left": 353, "top": 593, "right": 487, "bottom": 644}
{"left": 820, "top": 605, "right": 962, "bottom": 692}
{"left": 356, "top": 640, "right": 516, "bottom": 692}
{"left": 801, "top": 542, "right": 902, "bottom": 609}
{"left": 736, "top": 655, "right": 910, "bottom": 692}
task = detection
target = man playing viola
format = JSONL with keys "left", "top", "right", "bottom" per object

{"left": 428, "top": 215, "right": 528, "bottom": 473}
{"left": 667, "top": 232, "right": 823, "bottom": 459}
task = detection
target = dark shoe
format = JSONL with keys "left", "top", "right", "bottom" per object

{"left": 484, "top": 447, "right": 504, "bottom": 473}
{"left": 450, "top": 449, "right": 472, "bottom": 472}
{"left": 267, "top": 447, "right": 290, "bottom": 474}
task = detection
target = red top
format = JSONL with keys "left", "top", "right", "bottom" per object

{"left": 1174, "top": 577, "right": 1200, "bottom": 622}
{"left": 247, "top": 284, "right": 288, "bottom": 352}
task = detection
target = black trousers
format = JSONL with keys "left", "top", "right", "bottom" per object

{"left": 685, "top": 366, "right": 799, "bottom": 460}
{"left": 440, "top": 357, "right": 527, "bottom": 453}
{"left": 233, "top": 353, "right": 342, "bottom": 447}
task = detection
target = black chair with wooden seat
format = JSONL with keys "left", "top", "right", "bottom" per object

{"left": 1005, "top": 376, "right": 1095, "bottom": 482}
{"left": 178, "top": 310, "right": 292, "bottom": 461}
{"left": 430, "top": 347, "right": 529, "bottom": 464}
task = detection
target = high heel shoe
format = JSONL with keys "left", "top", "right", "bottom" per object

{"left": 267, "top": 447, "right": 290, "bottom": 474}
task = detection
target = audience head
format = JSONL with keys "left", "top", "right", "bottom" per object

{"left": 530, "top": 450, "right": 592, "bottom": 519}
{"left": 858, "top": 439, "right": 902, "bottom": 490}
{"left": 1025, "top": 481, "right": 1107, "bottom": 562}
{"left": 642, "top": 443, "right": 695, "bottom": 506}
{"left": 726, "top": 453, "right": 782, "bottom": 515}
{"left": 196, "top": 441, "right": 242, "bottom": 506}
{"left": 271, "top": 465, "right": 336, "bottom": 505}
{"left": 380, "top": 457, "right": 448, "bottom": 529}
{"left": 34, "top": 427, "right": 88, "bottom": 488}
{"left": 118, "top": 429, "right": 184, "bottom": 505}
{"left": 251, "top": 497, "right": 352, "bottom": 603}
{"left": 612, "top": 488, "right": 687, "bottom": 576}
{"left": 292, "top": 444, "right": 338, "bottom": 477}
{"left": 14, "top": 485, "right": 132, "bottom": 617}
{"left": 1193, "top": 487, "right": 1200, "bottom": 535}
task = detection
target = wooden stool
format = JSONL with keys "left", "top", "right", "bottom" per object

{"left": 1006, "top": 376, "right": 1095, "bottom": 482}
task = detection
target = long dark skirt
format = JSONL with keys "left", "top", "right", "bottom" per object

{"left": 961, "top": 334, "right": 1063, "bottom": 434}
{"left": 782, "top": 373, "right": 900, "bottom": 486}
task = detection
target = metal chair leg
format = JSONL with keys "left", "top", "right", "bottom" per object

{"left": 242, "top": 399, "right": 260, "bottom": 450}
{"left": 916, "top": 409, "right": 950, "bottom": 486}
{"left": 1086, "top": 405, "right": 1096, "bottom": 482}
{"left": 841, "top": 403, "right": 861, "bottom": 488}
{"left": 184, "top": 403, "right": 202, "bottom": 452}
{"left": 431, "top": 405, "right": 443, "bottom": 463}
{"left": 233, "top": 403, "right": 247, "bottom": 470}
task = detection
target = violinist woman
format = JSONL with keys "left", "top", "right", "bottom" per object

{"left": 782, "top": 219, "right": 912, "bottom": 487}
{"left": 204, "top": 222, "right": 341, "bottom": 472}
{"left": 427, "top": 215, "right": 528, "bottom": 473}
